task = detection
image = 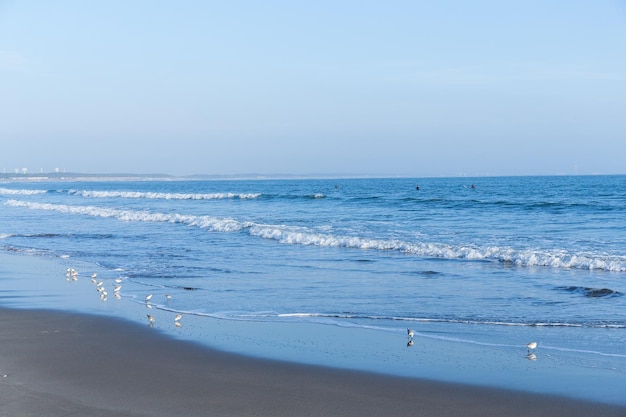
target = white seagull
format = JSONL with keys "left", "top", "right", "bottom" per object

{"left": 407, "top": 328, "right": 415, "bottom": 339}
{"left": 174, "top": 313, "right": 183, "bottom": 322}
{"left": 145, "top": 294, "right": 153, "bottom": 302}
{"left": 526, "top": 341, "right": 538, "bottom": 353}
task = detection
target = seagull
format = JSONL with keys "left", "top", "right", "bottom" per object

{"left": 145, "top": 294, "right": 153, "bottom": 302}
{"left": 526, "top": 341, "right": 538, "bottom": 353}
{"left": 174, "top": 313, "right": 183, "bottom": 322}
{"left": 91, "top": 273, "right": 97, "bottom": 278}
{"left": 407, "top": 328, "right": 415, "bottom": 339}
{"left": 147, "top": 314, "right": 155, "bottom": 326}
{"left": 113, "top": 285, "right": 122, "bottom": 292}
{"left": 165, "top": 294, "right": 172, "bottom": 301}
{"left": 115, "top": 278, "right": 123, "bottom": 284}
{"left": 90, "top": 278, "right": 97, "bottom": 284}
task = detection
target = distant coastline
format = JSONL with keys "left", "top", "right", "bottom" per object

{"left": 0, "top": 172, "right": 403, "bottom": 182}
{"left": 0, "top": 172, "right": 177, "bottom": 182}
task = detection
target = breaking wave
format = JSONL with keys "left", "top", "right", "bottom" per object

{"left": 6, "top": 199, "right": 626, "bottom": 272}
{"left": 69, "top": 190, "right": 261, "bottom": 200}
{"left": 0, "top": 188, "right": 48, "bottom": 195}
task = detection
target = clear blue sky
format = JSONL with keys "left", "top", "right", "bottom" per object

{"left": 1, "top": 1, "right": 625, "bottom": 177}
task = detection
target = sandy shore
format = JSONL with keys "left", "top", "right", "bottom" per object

{"left": 1, "top": 308, "right": 624, "bottom": 417}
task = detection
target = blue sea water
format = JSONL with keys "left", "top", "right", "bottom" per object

{"left": 1, "top": 175, "right": 626, "bottom": 404}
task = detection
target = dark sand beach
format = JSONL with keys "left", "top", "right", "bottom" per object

{"left": 1, "top": 308, "right": 625, "bottom": 417}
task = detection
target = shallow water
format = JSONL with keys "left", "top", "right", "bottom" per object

{"left": 1, "top": 175, "right": 625, "bottom": 404}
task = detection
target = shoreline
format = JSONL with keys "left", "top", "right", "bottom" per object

{"left": 1, "top": 250, "right": 626, "bottom": 410}
{"left": 2, "top": 307, "right": 625, "bottom": 417}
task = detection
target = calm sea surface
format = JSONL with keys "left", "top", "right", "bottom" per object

{"left": 2, "top": 175, "right": 626, "bottom": 402}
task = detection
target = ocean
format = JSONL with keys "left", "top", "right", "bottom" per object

{"left": 1, "top": 175, "right": 625, "bottom": 404}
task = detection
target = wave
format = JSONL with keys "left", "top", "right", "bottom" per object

{"left": 69, "top": 190, "right": 262, "bottom": 200}
{"left": 0, "top": 187, "right": 262, "bottom": 200}
{"left": 70, "top": 190, "right": 330, "bottom": 202}
{"left": 0, "top": 188, "right": 48, "bottom": 195}
{"left": 6, "top": 199, "right": 626, "bottom": 272}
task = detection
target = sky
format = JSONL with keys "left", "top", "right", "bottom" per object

{"left": 1, "top": 1, "right": 625, "bottom": 177}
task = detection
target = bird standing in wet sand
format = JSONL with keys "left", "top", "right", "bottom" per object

{"left": 406, "top": 328, "right": 415, "bottom": 347}
{"left": 526, "top": 341, "right": 537, "bottom": 353}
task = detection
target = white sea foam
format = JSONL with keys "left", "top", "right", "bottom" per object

{"left": 69, "top": 190, "right": 261, "bottom": 200}
{"left": 6, "top": 199, "right": 626, "bottom": 272}
{"left": 0, "top": 188, "right": 47, "bottom": 195}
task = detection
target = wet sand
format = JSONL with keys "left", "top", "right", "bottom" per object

{"left": 1, "top": 308, "right": 625, "bottom": 417}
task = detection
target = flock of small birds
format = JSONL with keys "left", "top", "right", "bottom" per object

{"left": 66, "top": 268, "right": 538, "bottom": 358}
{"left": 144, "top": 293, "right": 183, "bottom": 327}
{"left": 406, "top": 327, "right": 538, "bottom": 359}
{"left": 64, "top": 267, "right": 183, "bottom": 329}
